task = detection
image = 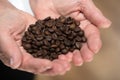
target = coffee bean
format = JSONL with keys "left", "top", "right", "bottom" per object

{"left": 23, "top": 44, "right": 31, "bottom": 50}
{"left": 75, "top": 42, "right": 82, "bottom": 49}
{"left": 81, "top": 37, "right": 87, "bottom": 43}
{"left": 75, "top": 36, "right": 82, "bottom": 42}
{"left": 78, "top": 30, "right": 84, "bottom": 37}
{"left": 70, "top": 24, "right": 76, "bottom": 29}
{"left": 45, "top": 36, "right": 52, "bottom": 41}
{"left": 59, "top": 16, "right": 66, "bottom": 23}
{"left": 61, "top": 49, "right": 68, "bottom": 54}
{"left": 44, "top": 17, "right": 51, "bottom": 21}
{"left": 22, "top": 16, "right": 87, "bottom": 61}
{"left": 48, "top": 28, "right": 54, "bottom": 33}
{"left": 52, "top": 33, "right": 58, "bottom": 40}
{"left": 36, "top": 35, "right": 44, "bottom": 41}
{"left": 74, "top": 27, "right": 81, "bottom": 32}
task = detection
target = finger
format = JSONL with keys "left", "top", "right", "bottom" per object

{"left": 29, "top": 1, "right": 59, "bottom": 19}
{"left": 72, "top": 50, "right": 83, "bottom": 66}
{"left": 18, "top": 48, "right": 52, "bottom": 74}
{"left": 41, "top": 60, "right": 70, "bottom": 76}
{"left": 80, "top": 44, "right": 94, "bottom": 62}
{"left": 58, "top": 52, "right": 73, "bottom": 62}
{"left": 0, "top": 31, "right": 22, "bottom": 68}
{"left": 69, "top": 12, "right": 86, "bottom": 21}
{"left": 65, "top": 52, "right": 73, "bottom": 62}
{"left": 81, "top": 0, "right": 111, "bottom": 28}
{"left": 80, "top": 20, "right": 102, "bottom": 54}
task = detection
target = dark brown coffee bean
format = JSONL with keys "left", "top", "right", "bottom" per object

{"left": 58, "top": 36, "right": 64, "bottom": 40}
{"left": 60, "top": 44, "right": 65, "bottom": 49}
{"left": 22, "top": 37, "right": 27, "bottom": 42}
{"left": 51, "top": 44, "right": 57, "bottom": 48}
{"left": 52, "top": 33, "right": 58, "bottom": 40}
{"left": 56, "top": 48, "right": 60, "bottom": 52}
{"left": 75, "top": 36, "right": 82, "bottom": 42}
{"left": 23, "top": 44, "right": 31, "bottom": 50}
{"left": 44, "top": 30, "right": 51, "bottom": 35}
{"left": 65, "top": 17, "right": 73, "bottom": 24}
{"left": 52, "top": 26, "right": 57, "bottom": 30}
{"left": 75, "top": 42, "right": 82, "bottom": 49}
{"left": 43, "top": 40, "right": 50, "bottom": 46}
{"left": 32, "top": 44, "right": 38, "bottom": 49}
{"left": 55, "top": 30, "right": 62, "bottom": 36}
{"left": 32, "top": 49, "right": 38, "bottom": 53}
{"left": 81, "top": 37, "right": 87, "bottom": 43}
{"left": 64, "top": 39, "right": 71, "bottom": 46}
{"left": 74, "top": 27, "right": 81, "bottom": 32}
{"left": 44, "top": 17, "right": 51, "bottom": 21}
{"left": 36, "top": 35, "right": 44, "bottom": 41}
{"left": 22, "top": 16, "right": 87, "bottom": 61}
{"left": 48, "top": 28, "right": 54, "bottom": 33}
{"left": 45, "top": 21, "right": 53, "bottom": 27}
{"left": 70, "top": 24, "right": 76, "bottom": 29}
{"left": 55, "top": 40, "right": 60, "bottom": 46}
{"left": 78, "top": 30, "right": 84, "bottom": 37}
{"left": 61, "top": 49, "right": 68, "bottom": 54}
{"left": 59, "top": 16, "right": 66, "bottom": 22}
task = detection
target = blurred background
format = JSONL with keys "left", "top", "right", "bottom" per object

{"left": 35, "top": 0, "right": 120, "bottom": 80}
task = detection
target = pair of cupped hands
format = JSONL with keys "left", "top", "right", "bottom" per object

{"left": 0, "top": 0, "right": 111, "bottom": 76}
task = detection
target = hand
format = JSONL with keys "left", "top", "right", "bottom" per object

{"left": 0, "top": 1, "right": 70, "bottom": 76}
{"left": 30, "top": 0, "right": 111, "bottom": 66}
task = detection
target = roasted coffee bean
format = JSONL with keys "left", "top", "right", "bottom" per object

{"left": 48, "top": 28, "right": 54, "bottom": 33}
{"left": 56, "top": 47, "right": 60, "bottom": 52}
{"left": 75, "top": 36, "right": 82, "bottom": 42}
{"left": 65, "top": 17, "right": 73, "bottom": 24}
{"left": 56, "top": 30, "right": 62, "bottom": 36}
{"left": 81, "top": 37, "right": 87, "bottom": 43}
{"left": 52, "top": 33, "right": 58, "bottom": 40}
{"left": 78, "top": 30, "right": 84, "bottom": 37}
{"left": 45, "top": 36, "right": 52, "bottom": 41}
{"left": 61, "top": 49, "right": 68, "bottom": 54}
{"left": 51, "top": 44, "right": 57, "bottom": 48}
{"left": 58, "top": 36, "right": 65, "bottom": 41}
{"left": 45, "top": 20, "right": 53, "bottom": 27}
{"left": 44, "top": 17, "right": 51, "bottom": 21}
{"left": 59, "top": 16, "right": 66, "bottom": 23}
{"left": 36, "top": 36, "right": 44, "bottom": 41}
{"left": 64, "top": 39, "right": 71, "bottom": 46}
{"left": 44, "top": 29, "right": 51, "bottom": 35}
{"left": 23, "top": 44, "right": 31, "bottom": 50}
{"left": 70, "top": 24, "right": 76, "bottom": 29}
{"left": 75, "top": 42, "right": 82, "bottom": 49}
{"left": 22, "top": 16, "right": 87, "bottom": 61}
{"left": 60, "top": 44, "right": 65, "bottom": 49}
{"left": 74, "top": 27, "right": 81, "bottom": 32}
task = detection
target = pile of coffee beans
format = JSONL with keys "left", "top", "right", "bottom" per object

{"left": 22, "top": 16, "right": 87, "bottom": 61}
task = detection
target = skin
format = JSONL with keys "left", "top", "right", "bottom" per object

{"left": 0, "top": 0, "right": 70, "bottom": 76}
{"left": 30, "top": 0, "right": 111, "bottom": 67}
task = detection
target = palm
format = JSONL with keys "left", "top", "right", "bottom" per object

{"left": 30, "top": 0, "right": 103, "bottom": 65}
{"left": 6, "top": 11, "right": 70, "bottom": 75}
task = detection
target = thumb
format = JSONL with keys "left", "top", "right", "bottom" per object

{"left": 0, "top": 31, "right": 22, "bottom": 69}
{"left": 81, "top": 0, "right": 111, "bottom": 28}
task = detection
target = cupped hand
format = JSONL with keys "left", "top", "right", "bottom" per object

{"left": 0, "top": 5, "right": 70, "bottom": 75}
{"left": 30, "top": 0, "right": 111, "bottom": 66}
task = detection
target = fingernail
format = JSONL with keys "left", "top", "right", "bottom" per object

{"left": 75, "top": 62, "right": 83, "bottom": 66}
